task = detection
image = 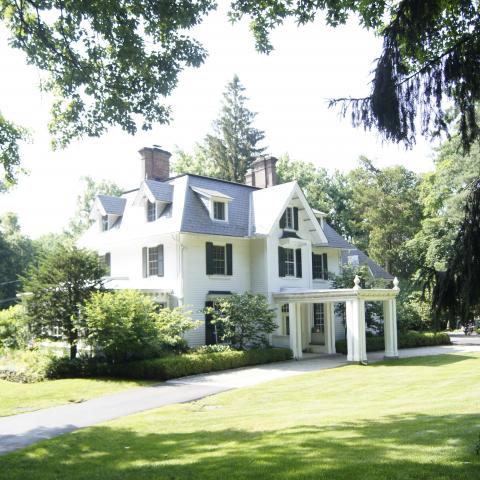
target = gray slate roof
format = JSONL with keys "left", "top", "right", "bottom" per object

{"left": 144, "top": 179, "right": 174, "bottom": 202}
{"left": 180, "top": 175, "right": 255, "bottom": 237}
{"left": 97, "top": 195, "right": 126, "bottom": 216}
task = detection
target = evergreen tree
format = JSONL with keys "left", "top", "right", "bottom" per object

{"left": 205, "top": 75, "right": 266, "bottom": 183}
{"left": 22, "top": 245, "right": 106, "bottom": 359}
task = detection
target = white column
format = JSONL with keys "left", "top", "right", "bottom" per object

{"left": 325, "top": 302, "right": 336, "bottom": 354}
{"left": 346, "top": 298, "right": 367, "bottom": 363}
{"left": 383, "top": 298, "right": 399, "bottom": 358}
{"left": 289, "top": 302, "right": 303, "bottom": 359}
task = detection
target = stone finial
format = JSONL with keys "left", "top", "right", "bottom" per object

{"left": 393, "top": 277, "right": 400, "bottom": 291}
{"left": 353, "top": 275, "right": 361, "bottom": 290}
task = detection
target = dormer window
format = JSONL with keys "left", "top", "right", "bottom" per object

{"left": 285, "top": 207, "right": 294, "bottom": 229}
{"left": 146, "top": 201, "right": 157, "bottom": 222}
{"left": 213, "top": 201, "right": 226, "bottom": 221}
{"left": 101, "top": 215, "right": 109, "bottom": 231}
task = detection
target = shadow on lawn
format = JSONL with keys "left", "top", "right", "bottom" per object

{"left": 370, "top": 353, "right": 477, "bottom": 368}
{"left": 1, "top": 412, "right": 479, "bottom": 480}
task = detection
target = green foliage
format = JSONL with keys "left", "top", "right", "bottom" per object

{"left": 0, "top": 304, "right": 30, "bottom": 350}
{"left": 335, "top": 331, "right": 451, "bottom": 354}
{"left": 84, "top": 291, "right": 198, "bottom": 364}
{"left": 194, "top": 344, "right": 234, "bottom": 354}
{"left": 231, "top": 1, "right": 480, "bottom": 151}
{"left": 0, "top": 112, "right": 28, "bottom": 188}
{"left": 0, "top": 349, "right": 56, "bottom": 383}
{"left": 105, "top": 348, "right": 292, "bottom": 381}
{"left": 22, "top": 245, "right": 106, "bottom": 359}
{"left": 206, "top": 293, "right": 276, "bottom": 349}
{"left": 0, "top": 0, "right": 216, "bottom": 182}
{"left": 68, "top": 176, "right": 123, "bottom": 238}
{"left": 177, "top": 75, "right": 265, "bottom": 182}
{"left": 0, "top": 213, "right": 37, "bottom": 308}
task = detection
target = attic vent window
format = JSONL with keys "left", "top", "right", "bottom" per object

{"left": 146, "top": 201, "right": 157, "bottom": 222}
{"left": 213, "top": 201, "right": 226, "bottom": 221}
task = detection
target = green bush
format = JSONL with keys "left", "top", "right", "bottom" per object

{"left": 0, "top": 305, "right": 30, "bottom": 350}
{"left": 84, "top": 290, "right": 199, "bottom": 363}
{"left": 335, "top": 331, "right": 452, "bottom": 354}
{"left": 46, "top": 348, "right": 292, "bottom": 381}
{"left": 194, "top": 344, "right": 234, "bottom": 354}
{"left": 0, "top": 349, "right": 56, "bottom": 383}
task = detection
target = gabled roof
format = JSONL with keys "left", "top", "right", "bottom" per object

{"left": 96, "top": 195, "right": 127, "bottom": 216}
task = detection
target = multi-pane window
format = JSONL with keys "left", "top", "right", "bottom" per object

{"left": 148, "top": 246, "right": 159, "bottom": 276}
{"left": 213, "top": 201, "right": 226, "bottom": 221}
{"left": 313, "top": 303, "right": 325, "bottom": 329}
{"left": 212, "top": 245, "right": 226, "bottom": 274}
{"left": 285, "top": 207, "right": 294, "bottom": 229}
{"left": 281, "top": 304, "right": 290, "bottom": 335}
{"left": 284, "top": 248, "right": 295, "bottom": 276}
{"left": 312, "top": 253, "right": 328, "bottom": 280}
{"left": 146, "top": 201, "right": 157, "bottom": 222}
{"left": 101, "top": 215, "right": 109, "bottom": 231}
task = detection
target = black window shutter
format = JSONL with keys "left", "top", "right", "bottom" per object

{"left": 322, "top": 253, "right": 328, "bottom": 280}
{"left": 105, "top": 252, "right": 111, "bottom": 276}
{"left": 226, "top": 243, "right": 233, "bottom": 275}
{"left": 157, "top": 245, "right": 164, "bottom": 277}
{"left": 279, "top": 211, "right": 286, "bottom": 229}
{"left": 311, "top": 253, "right": 316, "bottom": 279}
{"left": 142, "top": 247, "right": 147, "bottom": 278}
{"left": 278, "top": 246, "right": 286, "bottom": 277}
{"left": 296, "top": 248, "right": 302, "bottom": 278}
{"left": 293, "top": 207, "right": 299, "bottom": 230}
{"left": 206, "top": 242, "right": 214, "bottom": 275}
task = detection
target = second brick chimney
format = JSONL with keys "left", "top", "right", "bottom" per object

{"left": 245, "top": 155, "right": 278, "bottom": 188}
{"left": 139, "top": 146, "right": 171, "bottom": 181}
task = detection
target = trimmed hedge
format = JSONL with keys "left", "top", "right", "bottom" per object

{"left": 47, "top": 348, "right": 293, "bottom": 381}
{"left": 335, "top": 331, "right": 452, "bottom": 355}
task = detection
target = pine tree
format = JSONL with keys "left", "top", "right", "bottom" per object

{"left": 205, "top": 75, "right": 266, "bottom": 183}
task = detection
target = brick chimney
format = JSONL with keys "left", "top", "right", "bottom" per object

{"left": 139, "top": 146, "right": 171, "bottom": 181}
{"left": 245, "top": 155, "right": 278, "bottom": 188}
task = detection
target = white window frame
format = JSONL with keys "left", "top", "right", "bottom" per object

{"left": 146, "top": 200, "right": 157, "bottom": 222}
{"left": 281, "top": 304, "right": 290, "bottom": 335}
{"left": 284, "top": 247, "right": 295, "bottom": 277}
{"left": 285, "top": 206, "right": 294, "bottom": 230}
{"left": 313, "top": 303, "right": 325, "bottom": 329}
{"left": 100, "top": 215, "right": 109, "bottom": 232}
{"left": 211, "top": 244, "right": 226, "bottom": 275}
{"left": 211, "top": 199, "right": 228, "bottom": 222}
{"left": 147, "top": 246, "right": 159, "bottom": 276}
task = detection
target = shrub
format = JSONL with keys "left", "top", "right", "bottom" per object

{"left": 335, "top": 331, "right": 452, "bottom": 354}
{"left": 84, "top": 290, "right": 199, "bottom": 363}
{"left": 0, "top": 349, "right": 56, "bottom": 383}
{"left": 0, "top": 305, "right": 30, "bottom": 350}
{"left": 46, "top": 348, "right": 292, "bottom": 381}
{"left": 205, "top": 293, "right": 276, "bottom": 349}
{"left": 194, "top": 344, "right": 234, "bottom": 354}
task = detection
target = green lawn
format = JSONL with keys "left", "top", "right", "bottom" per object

{"left": 0, "top": 378, "right": 155, "bottom": 417}
{"left": 1, "top": 354, "right": 480, "bottom": 479}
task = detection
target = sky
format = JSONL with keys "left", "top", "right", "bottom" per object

{"left": 0, "top": 6, "right": 438, "bottom": 239}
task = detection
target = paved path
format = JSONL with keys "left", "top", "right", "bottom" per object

{"left": 1, "top": 344, "right": 479, "bottom": 455}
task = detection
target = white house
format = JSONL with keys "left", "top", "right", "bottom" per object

{"left": 79, "top": 146, "right": 400, "bottom": 363}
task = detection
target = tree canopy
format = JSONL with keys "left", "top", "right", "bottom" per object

{"left": 0, "top": 0, "right": 216, "bottom": 185}
{"left": 230, "top": 0, "right": 480, "bottom": 151}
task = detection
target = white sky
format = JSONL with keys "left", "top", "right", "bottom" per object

{"left": 0, "top": 7, "right": 437, "bottom": 238}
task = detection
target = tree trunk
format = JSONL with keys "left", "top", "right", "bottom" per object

{"left": 70, "top": 343, "right": 77, "bottom": 360}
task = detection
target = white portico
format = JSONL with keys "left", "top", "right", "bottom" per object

{"left": 272, "top": 276, "right": 400, "bottom": 363}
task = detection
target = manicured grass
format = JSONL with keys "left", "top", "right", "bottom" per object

{"left": 0, "top": 378, "right": 155, "bottom": 417}
{"left": 1, "top": 354, "right": 480, "bottom": 479}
